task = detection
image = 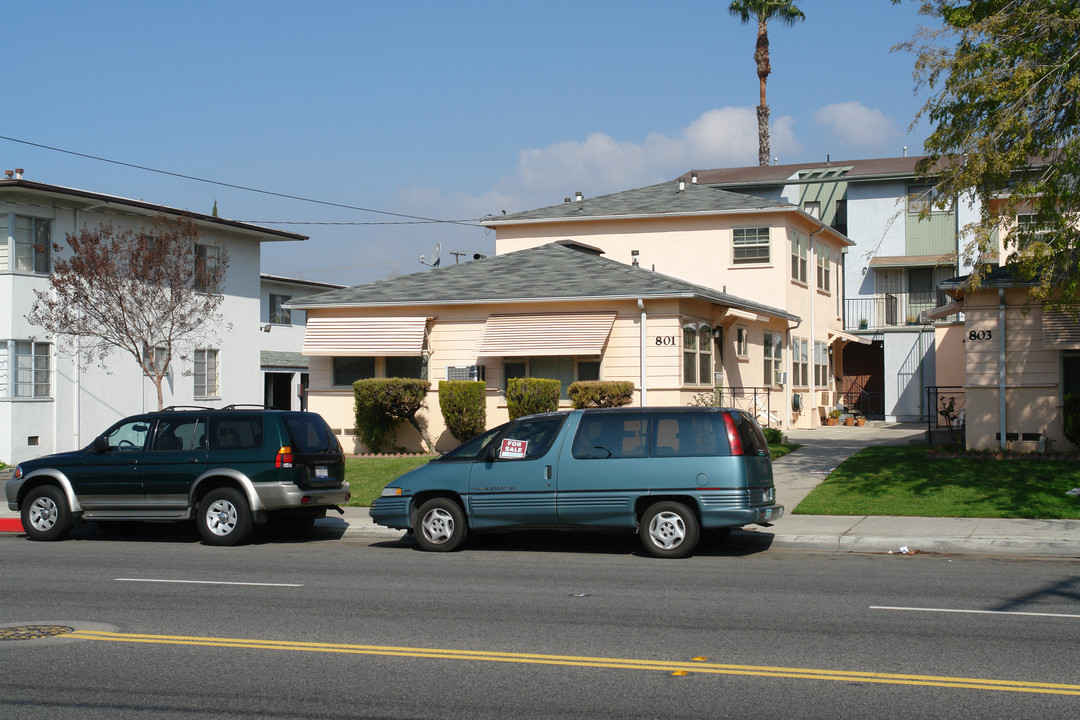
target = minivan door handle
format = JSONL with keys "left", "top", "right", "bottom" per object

{"left": 545, "top": 465, "right": 552, "bottom": 480}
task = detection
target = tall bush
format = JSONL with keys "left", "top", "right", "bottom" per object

{"left": 506, "top": 378, "right": 560, "bottom": 420}
{"left": 439, "top": 380, "right": 487, "bottom": 442}
{"left": 354, "top": 378, "right": 434, "bottom": 454}
{"left": 568, "top": 380, "right": 635, "bottom": 409}
{"left": 1064, "top": 394, "right": 1080, "bottom": 447}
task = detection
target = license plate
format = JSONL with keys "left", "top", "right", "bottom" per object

{"left": 763, "top": 508, "right": 773, "bottom": 520}
{"left": 315, "top": 466, "right": 329, "bottom": 479}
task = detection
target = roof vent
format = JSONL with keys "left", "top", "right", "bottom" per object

{"left": 679, "top": 180, "right": 685, "bottom": 192}
{"left": 574, "top": 191, "right": 583, "bottom": 203}
{"left": 3, "top": 170, "right": 12, "bottom": 179}
{"left": 691, "top": 172, "right": 698, "bottom": 184}
{"left": 14, "top": 168, "right": 23, "bottom": 179}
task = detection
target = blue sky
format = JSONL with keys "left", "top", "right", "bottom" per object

{"left": 5, "top": 1, "right": 933, "bottom": 285}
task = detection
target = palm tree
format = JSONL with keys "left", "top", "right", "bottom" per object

{"left": 729, "top": 0, "right": 806, "bottom": 166}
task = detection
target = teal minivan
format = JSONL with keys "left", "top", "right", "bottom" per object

{"left": 371, "top": 407, "right": 782, "bottom": 558}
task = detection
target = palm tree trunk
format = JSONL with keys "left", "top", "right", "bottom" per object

{"left": 757, "top": 105, "right": 770, "bottom": 167}
{"left": 755, "top": 20, "right": 771, "bottom": 167}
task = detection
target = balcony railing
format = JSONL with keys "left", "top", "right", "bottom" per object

{"left": 845, "top": 291, "right": 961, "bottom": 331}
{"left": 711, "top": 386, "right": 776, "bottom": 428}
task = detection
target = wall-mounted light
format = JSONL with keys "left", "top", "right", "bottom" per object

{"left": 262, "top": 324, "right": 272, "bottom": 333}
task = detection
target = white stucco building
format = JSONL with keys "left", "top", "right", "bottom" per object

{"left": 0, "top": 175, "right": 308, "bottom": 465}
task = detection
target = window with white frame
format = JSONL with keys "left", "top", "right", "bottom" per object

{"left": 763, "top": 332, "right": 783, "bottom": 386}
{"left": 907, "top": 184, "right": 949, "bottom": 214}
{"left": 194, "top": 349, "right": 219, "bottom": 397}
{"left": 792, "top": 337, "right": 809, "bottom": 387}
{"left": 791, "top": 230, "right": 807, "bottom": 283}
{"left": 194, "top": 244, "right": 222, "bottom": 293}
{"left": 814, "top": 341, "right": 829, "bottom": 388}
{"left": 503, "top": 356, "right": 601, "bottom": 398}
{"left": 1, "top": 214, "right": 51, "bottom": 273}
{"left": 736, "top": 326, "right": 749, "bottom": 358}
{"left": 269, "top": 293, "right": 292, "bottom": 325}
{"left": 1016, "top": 213, "right": 1051, "bottom": 244}
{"left": 682, "top": 321, "right": 713, "bottom": 385}
{"left": 732, "top": 227, "right": 770, "bottom": 265}
{"left": 142, "top": 345, "right": 170, "bottom": 377}
{"left": 7, "top": 341, "right": 51, "bottom": 398}
{"left": 816, "top": 244, "right": 831, "bottom": 292}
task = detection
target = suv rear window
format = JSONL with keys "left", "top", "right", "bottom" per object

{"left": 282, "top": 414, "right": 339, "bottom": 453}
{"left": 209, "top": 415, "right": 264, "bottom": 450}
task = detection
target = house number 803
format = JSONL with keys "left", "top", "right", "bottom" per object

{"left": 968, "top": 330, "right": 993, "bottom": 341}
{"left": 655, "top": 336, "right": 677, "bottom": 346}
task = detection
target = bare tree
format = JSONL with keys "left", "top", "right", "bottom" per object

{"left": 26, "top": 214, "right": 229, "bottom": 410}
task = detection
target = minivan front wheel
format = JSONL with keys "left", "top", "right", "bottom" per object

{"left": 198, "top": 488, "right": 253, "bottom": 546}
{"left": 414, "top": 498, "right": 467, "bottom": 552}
{"left": 22, "top": 485, "right": 73, "bottom": 541}
{"left": 639, "top": 501, "right": 699, "bottom": 558}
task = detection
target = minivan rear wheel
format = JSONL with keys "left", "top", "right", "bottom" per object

{"left": 414, "top": 497, "right": 467, "bottom": 552}
{"left": 639, "top": 501, "right": 699, "bottom": 558}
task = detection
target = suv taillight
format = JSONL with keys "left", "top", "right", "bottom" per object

{"left": 723, "top": 413, "right": 744, "bottom": 456}
{"left": 275, "top": 446, "right": 294, "bottom": 468}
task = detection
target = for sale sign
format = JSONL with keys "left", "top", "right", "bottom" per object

{"left": 499, "top": 438, "right": 528, "bottom": 459}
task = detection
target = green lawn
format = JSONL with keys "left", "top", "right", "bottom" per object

{"left": 345, "top": 442, "right": 798, "bottom": 507}
{"left": 795, "top": 445, "right": 1080, "bottom": 519}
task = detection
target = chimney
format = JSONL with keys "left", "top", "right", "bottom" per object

{"left": 903, "top": 146, "right": 908, "bottom": 158}
{"left": 691, "top": 172, "right": 698, "bottom": 184}
{"left": 679, "top": 179, "right": 685, "bottom": 191}
{"left": 631, "top": 250, "right": 639, "bottom": 268}
{"left": 4, "top": 170, "right": 12, "bottom": 179}
{"left": 14, "top": 168, "right": 24, "bottom": 179}
{"left": 574, "top": 191, "right": 583, "bottom": 203}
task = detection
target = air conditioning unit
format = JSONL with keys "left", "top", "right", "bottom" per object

{"left": 445, "top": 365, "right": 486, "bottom": 382}
{"left": 775, "top": 372, "right": 788, "bottom": 385}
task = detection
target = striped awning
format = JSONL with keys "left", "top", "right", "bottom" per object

{"left": 476, "top": 312, "right": 616, "bottom": 357}
{"left": 302, "top": 316, "right": 428, "bottom": 356}
{"left": 1043, "top": 306, "right": 1080, "bottom": 349}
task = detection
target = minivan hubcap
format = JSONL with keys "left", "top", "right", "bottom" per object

{"left": 421, "top": 508, "right": 454, "bottom": 544}
{"left": 648, "top": 511, "right": 685, "bottom": 549}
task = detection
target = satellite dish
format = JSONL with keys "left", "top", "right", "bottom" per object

{"left": 432, "top": 242, "right": 442, "bottom": 267}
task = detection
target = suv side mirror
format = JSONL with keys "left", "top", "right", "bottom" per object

{"left": 92, "top": 436, "right": 110, "bottom": 454}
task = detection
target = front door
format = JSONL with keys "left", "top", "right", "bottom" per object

{"left": 141, "top": 415, "right": 208, "bottom": 510}
{"left": 467, "top": 415, "right": 566, "bottom": 528}
{"left": 76, "top": 417, "right": 152, "bottom": 509}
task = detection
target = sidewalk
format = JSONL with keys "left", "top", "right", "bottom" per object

{"left": 4, "top": 427, "right": 1080, "bottom": 557}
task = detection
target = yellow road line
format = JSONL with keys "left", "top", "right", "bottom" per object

{"left": 68, "top": 630, "right": 1080, "bottom": 697}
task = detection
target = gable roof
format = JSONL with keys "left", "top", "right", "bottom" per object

{"left": 288, "top": 241, "right": 798, "bottom": 321}
{"left": 481, "top": 180, "right": 792, "bottom": 226}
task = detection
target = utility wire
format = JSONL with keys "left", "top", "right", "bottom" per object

{"left": 0, "top": 134, "right": 481, "bottom": 228}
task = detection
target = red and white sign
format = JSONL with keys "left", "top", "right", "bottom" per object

{"left": 500, "top": 438, "right": 528, "bottom": 459}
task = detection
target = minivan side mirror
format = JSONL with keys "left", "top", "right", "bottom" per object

{"left": 92, "top": 436, "right": 110, "bottom": 454}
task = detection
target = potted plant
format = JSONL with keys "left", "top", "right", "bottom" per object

{"left": 826, "top": 410, "right": 841, "bottom": 426}
{"left": 844, "top": 416, "right": 855, "bottom": 426}
{"left": 855, "top": 416, "right": 866, "bottom": 427}
{"left": 858, "top": 317, "right": 868, "bottom": 330}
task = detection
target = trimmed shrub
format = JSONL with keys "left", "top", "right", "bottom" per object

{"left": 568, "top": 380, "right": 635, "bottom": 409}
{"left": 439, "top": 380, "right": 487, "bottom": 442}
{"left": 1064, "top": 394, "right": 1080, "bottom": 447}
{"left": 506, "top": 377, "right": 560, "bottom": 421}
{"left": 762, "top": 427, "right": 784, "bottom": 445}
{"left": 354, "top": 378, "right": 434, "bottom": 454}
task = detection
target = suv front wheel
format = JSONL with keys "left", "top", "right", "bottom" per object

{"left": 198, "top": 488, "right": 253, "bottom": 546}
{"left": 22, "top": 485, "right": 73, "bottom": 541}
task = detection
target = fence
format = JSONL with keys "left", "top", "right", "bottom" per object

{"left": 926, "top": 385, "right": 965, "bottom": 445}
{"left": 845, "top": 291, "right": 960, "bottom": 331}
{"left": 712, "top": 386, "right": 776, "bottom": 428}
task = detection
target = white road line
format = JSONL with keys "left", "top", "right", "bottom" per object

{"left": 872, "top": 606, "right": 1080, "bottom": 619}
{"left": 115, "top": 578, "right": 303, "bottom": 588}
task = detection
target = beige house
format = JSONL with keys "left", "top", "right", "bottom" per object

{"left": 292, "top": 181, "right": 859, "bottom": 453}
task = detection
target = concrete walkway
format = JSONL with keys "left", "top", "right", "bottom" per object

{"left": 4, "top": 426, "right": 1080, "bottom": 557}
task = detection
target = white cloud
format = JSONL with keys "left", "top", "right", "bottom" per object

{"left": 813, "top": 101, "right": 899, "bottom": 148}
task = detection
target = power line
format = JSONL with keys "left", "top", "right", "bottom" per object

{"left": 238, "top": 219, "right": 483, "bottom": 226}
{"left": 0, "top": 134, "right": 481, "bottom": 228}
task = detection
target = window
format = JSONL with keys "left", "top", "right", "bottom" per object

{"left": 791, "top": 230, "right": 807, "bottom": 283}
{"left": 1017, "top": 213, "right": 1051, "bottom": 244}
{"left": 142, "top": 344, "right": 169, "bottom": 377}
{"left": 333, "top": 357, "right": 375, "bottom": 386}
{"left": 0, "top": 341, "right": 6, "bottom": 397}
{"left": 682, "top": 322, "right": 713, "bottom": 386}
{"left": 2, "top": 215, "right": 51, "bottom": 273}
{"left": 502, "top": 356, "right": 598, "bottom": 398}
{"left": 10, "top": 341, "right": 50, "bottom": 398}
{"left": 151, "top": 417, "right": 203, "bottom": 452}
{"left": 907, "top": 184, "right": 948, "bottom": 214}
{"left": 210, "top": 415, "right": 264, "bottom": 450}
{"left": 652, "top": 412, "right": 730, "bottom": 457}
{"left": 573, "top": 414, "right": 650, "bottom": 459}
{"left": 269, "top": 293, "right": 292, "bottom": 325}
{"left": 495, "top": 415, "right": 566, "bottom": 460}
{"left": 194, "top": 244, "right": 222, "bottom": 293}
{"left": 792, "top": 337, "right": 808, "bottom": 387}
{"left": 103, "top": 418, "right": 151, "bottom": 452}
{"left": 763, "top": 332, "right": 782, "bottom": 386}
{"left": 194, "top": 349, "right": 219, "bottom": 398}
{"left": 736, "top": 327, "right": 749, "bottom": 358}
{"left": 816, "top": 244, "right": 831, "bottom": 292}
{"left": 814, "top": 341, "right": 829, "bottom": 388}
{"left": 732, "top": 227, "right": 770, "bottom": 265}
{"left": 1063, "top": 352, "right": 1080, "bottom": 399}
{"left": 385, "top": 355, "right": 427, "bottom": 379}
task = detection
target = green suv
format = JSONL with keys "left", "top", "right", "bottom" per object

{"left": 5, "top": 406, "right": 349, "bottom": 546}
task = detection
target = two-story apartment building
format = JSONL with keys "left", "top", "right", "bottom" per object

{"left": 293, "top": 180, "right": 856, "bottom": 452}
{"left": 680, "top": 157, "right": 981, "bottom": 422}
{"left": 0, "top": 176, "right": 307, "bottom": 465}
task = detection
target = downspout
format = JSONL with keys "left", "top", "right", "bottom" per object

{"left": 999, "top": 288, "right": 1007, "bottom": 450}
{"left": 637, "top": 299, "right": 647, "bottom": 407}
{"left": 807, "top": 223, "right": 826, "bottom": 424}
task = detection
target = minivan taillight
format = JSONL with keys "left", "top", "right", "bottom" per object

{"left": 276, "top": 446, "right": 294, "bottom": 468}
{"left": 722, "top": 413, "right": 744, "bottom": 455}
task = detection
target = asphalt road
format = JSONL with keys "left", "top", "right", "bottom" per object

{"left": 1, "top": 527, "right": 1079, "bottom": 719}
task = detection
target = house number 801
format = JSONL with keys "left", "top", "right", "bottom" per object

{"left": 655, "top": 336, "right": 677, "bottom": 346}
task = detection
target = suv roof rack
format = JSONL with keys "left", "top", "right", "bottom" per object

{"left": 160, "top": 405, "right": 215, "bottom": 412}
{"left": 222, "top": 404, "right": 279, "bottom": 410}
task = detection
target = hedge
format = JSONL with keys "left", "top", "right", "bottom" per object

{"left": 506, "top": 377, "right": 560, "bottom": 420}
{"left": 438, "top": 380, "right": 487, "bottom": 442}
{"left": 567, "top": 380, "right": 635, "bottom": 409}
{"left": 354, "top": 378, "right": 434, "bottom": 454}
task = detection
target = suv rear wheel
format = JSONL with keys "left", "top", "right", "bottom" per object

{"left": 198, "top": 488, "right": 253, "bottom": 546}
{"left": 22, "top": 485, "right": 73, "bottom": 542}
